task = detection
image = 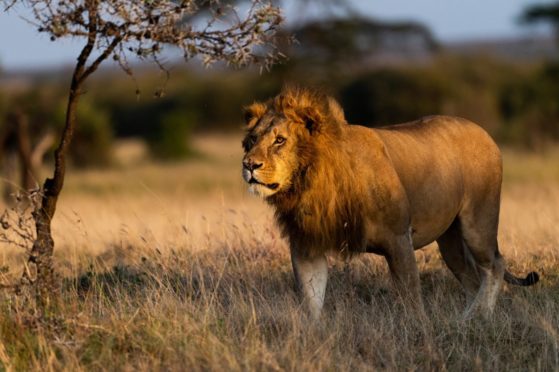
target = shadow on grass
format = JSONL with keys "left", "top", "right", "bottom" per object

{"left": 63, "top": 242, "right": 470, "bottom": 317}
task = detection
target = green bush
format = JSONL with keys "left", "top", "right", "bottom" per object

{"left": 339, "top": 69, "right": 448, "bottom": 126}
{"left": 147, "top": 109, "right": 196, "bottom": 160}
{"left": 54, "top": 99, "right": 114, "bottom": 168}
{"left": 499, "top": 62, "right": 559, "bottom": 147}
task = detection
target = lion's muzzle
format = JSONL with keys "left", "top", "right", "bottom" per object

{"left": 242, "top": 159, "right": 280, "bottom": 196}
{"left": 243, "top": 158, "right": 263, "bottom": 172}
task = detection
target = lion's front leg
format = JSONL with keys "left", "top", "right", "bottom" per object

{"left": 290, "top": 249, "right": 328, "bottom": 320}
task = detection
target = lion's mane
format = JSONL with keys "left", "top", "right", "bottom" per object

{"left": 261, "top": 87, "right": 369, "bottom": 258}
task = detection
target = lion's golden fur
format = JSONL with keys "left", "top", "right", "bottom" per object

{"left": 242, "top": 86, "right": 539, "bottom": 316}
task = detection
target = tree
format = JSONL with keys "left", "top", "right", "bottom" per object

{"left": 0, "top": 110, "right": 36, "bottom": 200}
{"left": 520, "top": 2, "right": 559, "bottom": 46}
{"left": 270, "top": 16, "right": 438, "bottom": 82}
{"left": 293, "top": 17, "right": 438, "bottom": 64}
{"left": 1, "top": 0, "right": 283, "bottom": 305}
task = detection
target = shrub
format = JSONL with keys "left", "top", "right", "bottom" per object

{"left": 54, "top": 99, "right": 114, "bottom": 168}
{"left": 147, "top": 109, "right": 197, "bottom": 160}
{"left": 339, "top": 69, "right": 448, "bottom": 126}
{"left": 499, "top": 62, "right": 559, "bottom": 147}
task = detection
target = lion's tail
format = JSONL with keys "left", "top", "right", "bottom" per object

{"left": 504, "top": 270, "right": 540, "bottom": 286}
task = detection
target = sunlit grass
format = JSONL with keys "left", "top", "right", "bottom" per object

{"left": 0, "top": 136, "right": 557, "bottom": 370}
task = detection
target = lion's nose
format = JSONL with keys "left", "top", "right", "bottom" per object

{"left": 243, "top": 158, "right": 263, "bottom": 171}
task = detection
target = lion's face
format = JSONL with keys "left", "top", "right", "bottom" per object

{"left": 242, "top": 112, "right": 306, "bottom": 198}
{"left": 241, "top": 88, "right": 344, "bottom": 198}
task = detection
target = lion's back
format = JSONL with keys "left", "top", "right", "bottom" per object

{"left": 346, "top": 115, "right": 502, "bottom": 247}
{"left": 373, "top": 115, "right": 501, "bottom": 180}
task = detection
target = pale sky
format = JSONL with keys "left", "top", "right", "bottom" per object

{"left": 0, "top": 0, "right": 553, "bottom": 70}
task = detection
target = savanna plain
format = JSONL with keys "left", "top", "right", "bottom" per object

{"left": 0, "top": 134, "right": 558, "bottom": 371}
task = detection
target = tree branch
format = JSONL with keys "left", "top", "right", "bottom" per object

{"left": 79, "top": 34, "right": 124, "bottom": 83}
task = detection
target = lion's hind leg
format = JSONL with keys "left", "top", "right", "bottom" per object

{"left": 462, "top": 253, "right": 504, "bottom": 319}
{"left": 436, "top": 218, "right": 480, "bottom": 303}
{"left": 458, "top": 205, "right": 505, "bottom": 319}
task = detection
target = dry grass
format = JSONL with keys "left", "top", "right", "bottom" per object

{"left": 0, "top": 135, "right": 558, "bottom": 371}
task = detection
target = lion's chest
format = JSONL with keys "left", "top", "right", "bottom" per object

{"left": 278, "top": 205, "right": 367, "bottom": 255}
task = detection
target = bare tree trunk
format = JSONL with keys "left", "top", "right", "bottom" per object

{"left": 27, "top": 71, "right": 83, "bottom": 306}
{"left": 31, "top": 132, "right": 55, "bottom": 174}
{"left": 2, "top": 152, "right": 17, "bottom": 203}
{"left": 24, "top": 0, "right": 106, "bottom": 305}
{"left": 0, "top": 114, "right": 16, "bottom": 203}
{"left": 14, "top": 110, "right": 37, "bottom": 191}
{"left": 24, "top": 3, "right": 122, "bottom": 306}
{"left": 0, "top": 111, "right": 40, "bottom": 202}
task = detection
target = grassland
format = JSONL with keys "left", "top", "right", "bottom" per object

{"left": 0, "top": 135, "right": 558, "bottom": 371}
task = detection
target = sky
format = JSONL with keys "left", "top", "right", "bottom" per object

{"left": 0, "top": 0, "right": 553, "bottom": 71}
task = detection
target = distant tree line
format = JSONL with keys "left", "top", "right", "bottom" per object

{"left": 1, "top": 9, "right": 558, "bottom": 173}
{"left": 2, "top": 52, "right": 558, "bottom": 171}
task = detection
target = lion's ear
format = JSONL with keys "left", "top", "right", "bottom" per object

{"left": 243, "top": 102, "right": 267, "bottom": 129}
{"left": 298, "top": 106, "right": 324, "bottom": 134}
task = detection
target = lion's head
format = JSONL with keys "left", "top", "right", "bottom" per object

{"left": 241, "top": 86, "right": 346, "bottom": 198}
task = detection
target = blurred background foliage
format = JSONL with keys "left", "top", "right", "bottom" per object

{"left": 1, "top": 2, "right": 558, "bottom": 168}
{"left": 53, "top": 99, "right": 114, "bottom": 168}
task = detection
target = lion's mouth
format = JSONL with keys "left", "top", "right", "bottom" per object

{"left": 248, "top": 177, "right": 279, "bottom": 190}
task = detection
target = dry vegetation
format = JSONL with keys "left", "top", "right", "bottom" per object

{"left": 0, "top": 135, "right": 558, "bottom": 371}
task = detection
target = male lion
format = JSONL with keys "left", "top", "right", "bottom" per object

{"left": 241, "top": 86, "right": 539, "bottom": 319}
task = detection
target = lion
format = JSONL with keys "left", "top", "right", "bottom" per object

{"left": 241, "top": 86, "right": 539, "bottom": 320}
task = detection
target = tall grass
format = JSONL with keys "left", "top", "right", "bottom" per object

{"left": 0, "top": 136, "right": 557, "bottom": 371}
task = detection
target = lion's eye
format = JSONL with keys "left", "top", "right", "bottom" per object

{"left": 274, "top": 136, "right": 286, "bottom": 145}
